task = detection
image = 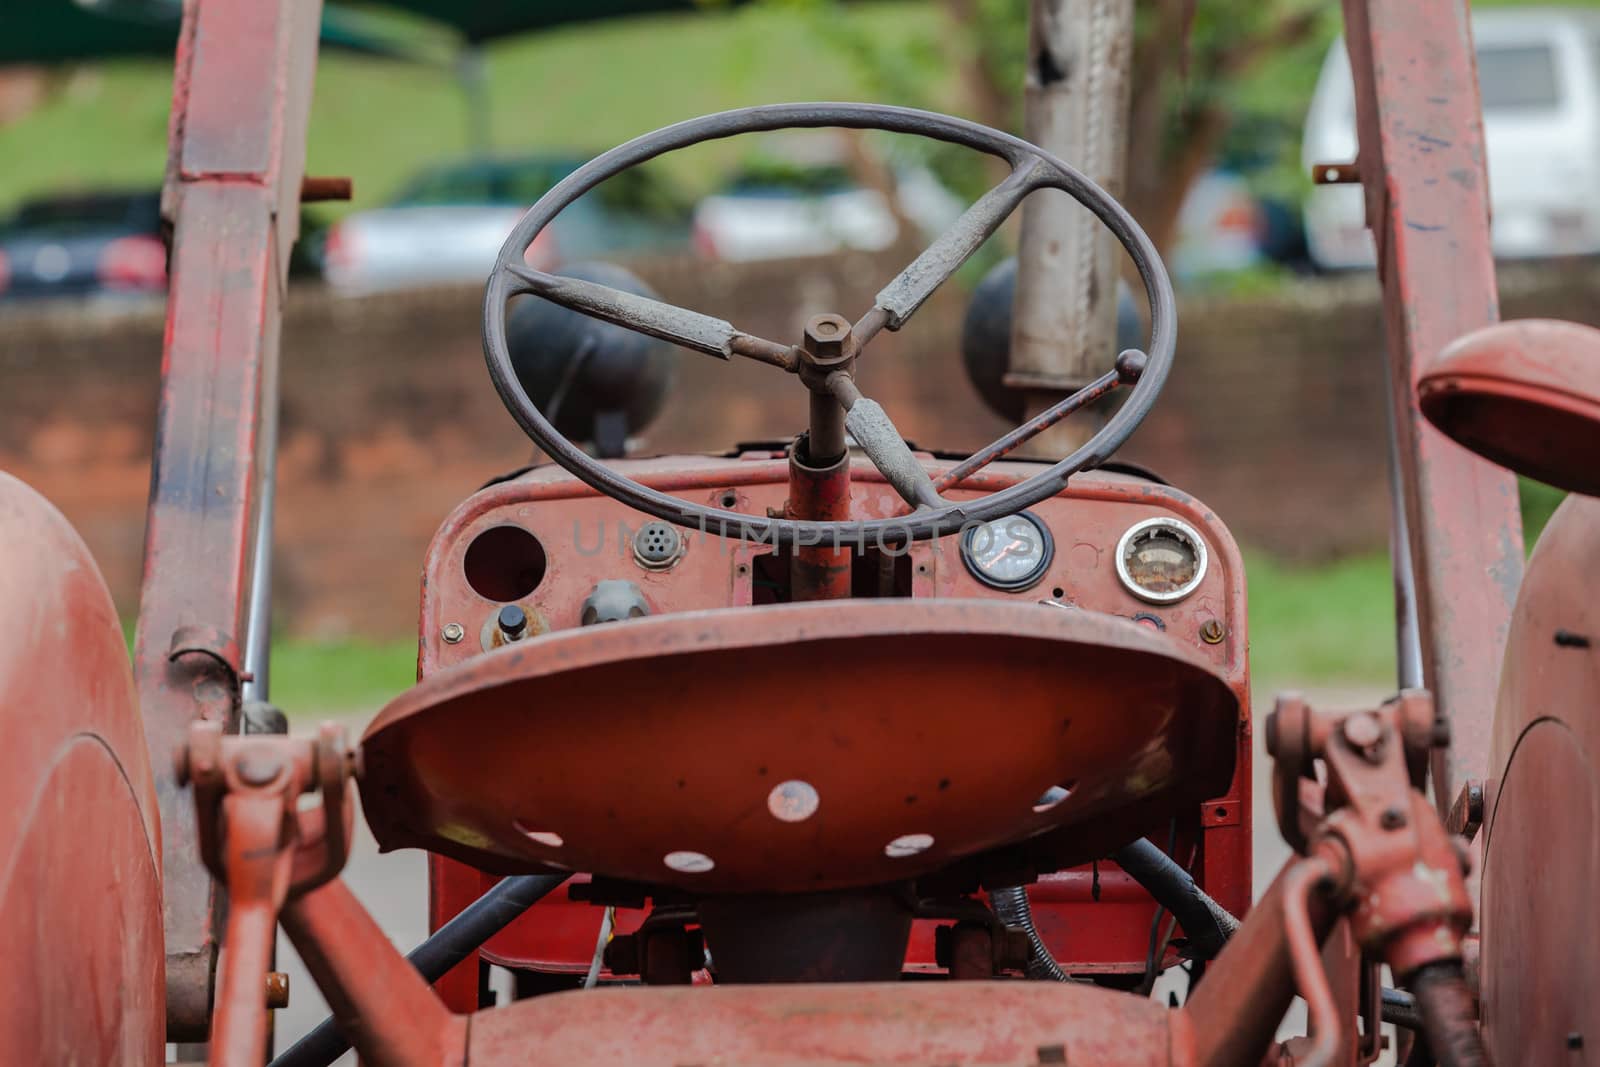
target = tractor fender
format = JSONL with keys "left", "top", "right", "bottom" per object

{"left": 0, "top": 472, "right": 164, "bottom": 1064}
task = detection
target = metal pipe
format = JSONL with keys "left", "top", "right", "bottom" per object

{"left": 1382, "top": 345, "right": 1425, "bottom": 691}
{"left": 808, "top": 388, "right": 846, "bottom": 466}
{"left": 1009, "top": 0, "right": 1135, "bottom": 457}
{"left": 1184, "top": 851, "right": 1341, "bottom": 1067}
{"left": 241, "top": 345, "right": 280, "bottom": 705}
{"left": 270, "top": 873, "right": 566, "bottom": 1067}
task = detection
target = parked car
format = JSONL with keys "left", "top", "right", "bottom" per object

{"left": 1303, "top": 7, "right": 1600, "bottom": 269}
{"left": 321, "top": 155, "right": 691, "bottom": 294}
{"left": 0, "top": 189, "right": 166, "bottom": 300}
{"left": 691, "top": 159, "right": 962, "bottom": 262}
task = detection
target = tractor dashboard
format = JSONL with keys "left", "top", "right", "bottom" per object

{"left": 420, "top": 451, "right": 1248, "bottom": 694}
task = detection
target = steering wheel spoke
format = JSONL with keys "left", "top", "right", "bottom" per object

{"left": 482, "top": 103, "right": 1175, "bottom": 549}
{"left": 504, "top": 264, "right": 795, "bottom": 370}
{"left": 827, "top": 377, "right": 944, "bottom": 511}
{"left": 863, "top": 155, "right": 1047, "bottom": 341}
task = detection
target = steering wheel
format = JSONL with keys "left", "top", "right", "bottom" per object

{"left": 482, "top": 103, "right": 1175, "bottom": 549}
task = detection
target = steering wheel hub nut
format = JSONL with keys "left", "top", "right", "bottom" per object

{"left": 801, "top": 313, "right": 854, "bottom": 368}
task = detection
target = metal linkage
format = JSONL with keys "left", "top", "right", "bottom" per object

{"left": 271, "top": 873, "right": 566, "bottom": 1067}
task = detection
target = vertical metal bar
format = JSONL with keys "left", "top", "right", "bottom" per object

{"left": 241, "top": 351, "right": 279, "bottom": 705}
{"left": 1006, "top": 0, "right": 1134, "bottom": 456}
{"left": 1340, "top": 0, "right": 1524, "bottom": 813}
{"left": 142, "top": 0, "right": 324, "bottom": 1039}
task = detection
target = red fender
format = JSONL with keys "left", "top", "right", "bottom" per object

{"left": 0, "top": 472, "right": 164, "bottom": 1063}
{"left": 1480, "top": 493, "right": 1600, "bottom": 1064}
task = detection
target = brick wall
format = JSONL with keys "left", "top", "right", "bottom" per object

{"left": 3, "top": 256, "right": 1594, "bottom": 637}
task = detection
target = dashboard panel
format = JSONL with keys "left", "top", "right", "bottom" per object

{"left": 417, "top": 448, "right": 1253, "bottom": 991}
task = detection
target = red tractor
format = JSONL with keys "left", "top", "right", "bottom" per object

{"left": 3, "top": 2, "right": 1596, "bottom": 1066}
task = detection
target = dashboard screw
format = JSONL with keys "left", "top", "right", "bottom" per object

{"left": 1200, "top": 619, "right": 1225, "bottom": 644}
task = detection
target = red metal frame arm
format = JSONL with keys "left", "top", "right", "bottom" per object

{"left": 1340, "top": 0, "right": 1524, "bottom": 813}
{"left": 140, "top": 0, "right": 325, "bottom": 1039}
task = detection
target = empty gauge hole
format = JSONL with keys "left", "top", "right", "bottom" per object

{"left": 884, "top": 833, "right": 934, "bottom": 858}
{"left": 720, "top": 491, "right": 739, "bottom": 508}
{"left": 464, "top": 525, "right": 547, "bottom": 602}
{"left": 664, "top": 850, "right": 715, "bottom": 873}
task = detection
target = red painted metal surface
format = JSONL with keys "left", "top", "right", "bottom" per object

{"left": 182, "top": 723, "right": 355, "bottom": 1067}
{"left": 466, "top": 981, "right": 1183, "bottom": 1066}
{"left": 1480, "top": 495, "right": 1600, "bottom": 1065}
{"left": 364, "top": 597, "right": 1238, "bottom": 891}
{"left": 283, "top": 879, "right": 468, "bottom": 1067}
{"left": 421, "top": 457, "right": 1252, "bottom": 995}
{"left": 787, "top": 445, "right": 853, "bottom": 600}
{"left": 0, "top": 473, "right": 164, "bottom": 1065}
{"left": 144, "top": 0, "right": 325, "bottom": 1036}
{"left": 1340, "top": 0, "right": 1524, "bottom": 815}
{"left": 1420, "top": 318, "right": 1600, "bottom": 496}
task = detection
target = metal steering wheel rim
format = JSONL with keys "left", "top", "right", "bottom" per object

{"left": 483, "top": 102, "right": 1176, "bottom": 549}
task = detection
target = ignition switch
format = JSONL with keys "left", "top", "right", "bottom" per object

{"left": 496, "top": 605, "right": 528, "bottom": 644}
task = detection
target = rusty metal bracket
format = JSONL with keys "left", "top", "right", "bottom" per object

{"left": 179, "top": 720, "right": 356, "bottom": 1067}
{"left": 168, "top": 624, "right": 242, "bottom": 675}
{"left": 1446, "top": 779, "right": 1485, "bottom": 843}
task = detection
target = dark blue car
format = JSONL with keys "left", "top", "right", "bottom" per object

{"left": 0, "top": 190, "right": 167, "bottom": 300}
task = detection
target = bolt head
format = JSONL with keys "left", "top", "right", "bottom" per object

{"left": 802, "top": 314, "right": 851, "bottom": 362}
{"left": 442, "top": 622, "right": 465, "bottom": 644}
{"left": 1379, "top": 806, "right": 1408, "bottom": 830}
{"left": 1200, "top": 618, "right": 1226, "bottom": 644}
{"left": 1342, "top": 712, "right": 1384, "bottom": 750}
{"left": 234, "top": 752, "right": 283, "bottom": 787}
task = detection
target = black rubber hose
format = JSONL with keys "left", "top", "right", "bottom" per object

{"left": 1410, "top": 962, "right": 1492, "bottom": 1067}
{"left": 990, "top": 885, "right": 1070, "bottom": 981}
{"left": 270, "top": 873, "right": 567, "bottom": 1067}
{"left": 1111, "top": 837, "right": 1239, "bottom": 960}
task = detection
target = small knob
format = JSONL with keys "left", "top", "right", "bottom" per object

{"left": 497, "top": 604, "right": 528, "bottom": 641}
{"left": 581, "top": 580, "right": 650, "bottom": 625}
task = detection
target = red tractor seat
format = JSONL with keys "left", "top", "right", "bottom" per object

{"left": 1419, "top": 318, "right": 1600, "bottom": 496}
{"left": 358, "top": 599, "right": 1238, "bottom": 893}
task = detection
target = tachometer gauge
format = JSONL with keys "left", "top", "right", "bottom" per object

{"left": 1115, "top": 517, "right": 1208, "bottom": 603}
{"left": 960, "top": 511, "right": 1054, "bottom": 591}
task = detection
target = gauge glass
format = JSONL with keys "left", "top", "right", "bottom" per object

{"left": 1116, "top": 518, "right": 1207, "bottom": 602}
{"left": 961, "top": 512, "right": 1053, "bottom": 591}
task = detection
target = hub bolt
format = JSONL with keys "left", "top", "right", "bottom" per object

{"left": 802, "top": 313, "right": 852, "bottom": 363}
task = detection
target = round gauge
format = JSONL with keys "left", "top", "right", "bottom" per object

{"left": 1115, "top": 517, "right": 1208, "bottom": 604}
{"left": 961, "top": 511, "right": 1054, "bottom": 591}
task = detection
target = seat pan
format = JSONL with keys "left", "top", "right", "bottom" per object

{"left": 1420, "top": 319, "right": 1600, "bottom": 495}
{"left": 359, "top": 599, "right": 1238, "bottom": 893}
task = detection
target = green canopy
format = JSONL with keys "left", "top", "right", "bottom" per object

{"left": 364, "top": 0, "right": 742, "bottom": 44}
{"left": 0, "top": 0, "right": 434, "bottom": 65}
{"left": 0, "top": 0, "right": 743, "bottom": 66}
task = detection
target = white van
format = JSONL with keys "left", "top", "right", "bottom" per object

{"left": 1302, "top": 8, "right": 1600, "bottom": 269}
